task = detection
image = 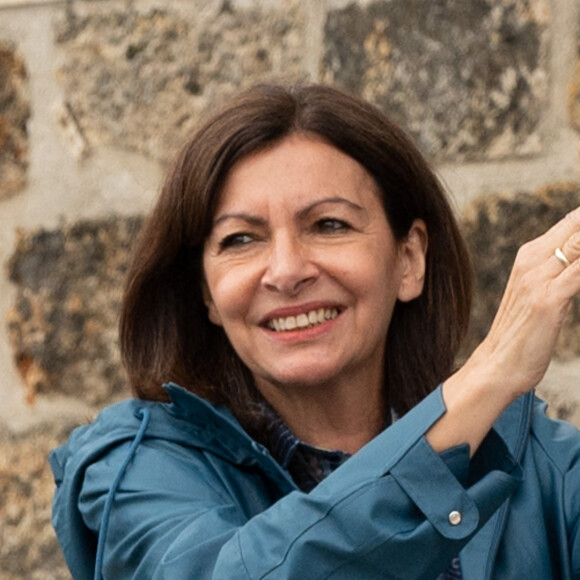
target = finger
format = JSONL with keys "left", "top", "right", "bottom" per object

{"left": 548, "top": 231, "right": 580, "bottom": 274}
{"left": 549, "top": 231, "right": 580, "bottom": 272}
{"left": 549, "top": 232, "right": 580, "bottom": 299}
{"left": 537, "top": 206, "right": 580, "bottom": 253}
{"left": 518, "top": 206, "right": 580, "bottom": 272}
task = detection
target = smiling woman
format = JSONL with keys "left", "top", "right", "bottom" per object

{"left": 50, "top": 84, "right": 580, "bottom": 580}
{"left": 118, "top": 84, "right": 471, "bottom": 430}
{"left": 201, "top": 135, "right": 427, "bottom": 452}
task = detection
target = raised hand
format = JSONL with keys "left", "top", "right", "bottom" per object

{"left": 429, "top": 201, "right": 580, "bottom": 455}
{"left": 473, "top": 207, "right": 580, "bottom": 399}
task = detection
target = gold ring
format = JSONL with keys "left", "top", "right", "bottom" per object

{"left": 555, "top": 247, "right": 571, "bottom": 268}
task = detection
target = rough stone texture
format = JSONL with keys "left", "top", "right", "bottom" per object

{"left": 568, "top": 2, "right": 580, "bottom": 131}
{"left": 0, "top": 420, "right": 76, "bottom": 580}
{"left": 535, "top": 357, "right": 580, "bottom": 426}
{"left": 461, "top": 182, "right": 580, "bottom": 361}
{"left": 54, "top": 3, "right": 306, "bottom": 164}
{"left": 0, "top": 42, "right": 30, "bottom": 198}
{"left": 6, "top": 216, "right": 143, "bottom": 406}
{"left": 323, "top": 0, "right": 549, "bottom": 161}
{"left": 569, "top": 64, "right": 580, "bottom": 130}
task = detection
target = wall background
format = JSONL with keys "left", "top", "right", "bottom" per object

{"left": 1, "top": 0, "right": 580, "bottom": 577}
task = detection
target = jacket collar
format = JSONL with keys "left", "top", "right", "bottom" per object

{"left": 157, "top": 383, "right": 297, "bottom": 493}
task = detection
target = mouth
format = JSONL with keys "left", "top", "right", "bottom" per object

{"left": 265, "top": 307, "right": 340, "bottom": 332}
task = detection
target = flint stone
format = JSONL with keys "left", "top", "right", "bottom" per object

{"left": 323, "top": 0, "right": 549, "bottom": 161}
{"left": 0, "top": 42, "right": 30, "bottom": 198}
{"left": 6, "top": 216, "right": 143, "bottom": 406}
{"left": 567, "top": 2, "right": 580, "bottom": 131}
{"left": 0, "top": 421, "right": 76, "bottom": 580}
{"left": 54, "top": 3, "right": 306, "bottom": 164}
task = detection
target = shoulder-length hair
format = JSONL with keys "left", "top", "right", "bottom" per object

{"left": 119, "top": 83, "right": 472, "bottom": 438}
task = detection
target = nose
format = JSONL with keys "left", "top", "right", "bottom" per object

{"left": 262, "top": 233, "right": 318, "bottom": 295}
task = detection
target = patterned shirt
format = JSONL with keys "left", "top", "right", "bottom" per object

{"left": 265, "top": 408, "right": 463, "bottom": 579}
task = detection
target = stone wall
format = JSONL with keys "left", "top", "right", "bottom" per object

{"left": 1, "top": 0, "right": 579, "bottom": 577}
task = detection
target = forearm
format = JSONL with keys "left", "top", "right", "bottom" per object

{"left": 427, "top": 347, "right": 519, "bottom": 456}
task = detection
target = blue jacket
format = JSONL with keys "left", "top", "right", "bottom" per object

{"left": 50, "top": 384, "right": 580, "bottom": 579}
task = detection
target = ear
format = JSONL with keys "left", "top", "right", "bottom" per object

{"left": 202, "top": 281, "right": 223, "bottom": 326}
{"left": 397, "top": 219, "right": 428, "bottom": 303}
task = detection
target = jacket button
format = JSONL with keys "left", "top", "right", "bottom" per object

{"left": 448, "top": 510, "right": 462, "bottom": 526}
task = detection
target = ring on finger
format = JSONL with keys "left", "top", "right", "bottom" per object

{"left": 555, "top": 247, "right": 571, "bottom": 268}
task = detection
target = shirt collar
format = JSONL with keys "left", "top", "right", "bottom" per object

{"left": 263, "top": 403, "right": 398, "bottom": 491}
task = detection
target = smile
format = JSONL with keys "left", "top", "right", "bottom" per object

{"left": 266, "top": 308, "right": 339, "bottom": 332}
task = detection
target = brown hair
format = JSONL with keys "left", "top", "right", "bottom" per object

{"left": 119, "top": 83, "right": 472, "bottom": 437}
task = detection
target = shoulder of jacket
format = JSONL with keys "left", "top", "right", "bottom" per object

{"left": 52, "top": 386, "right": 273, "bottom": 482}
{"left": 528, "top": 396, "right": 580, "bottom": 476}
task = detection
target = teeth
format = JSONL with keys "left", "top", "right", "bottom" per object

{"left": 267, "top": 308, "right": 339, "bottom": 332}
{"left": 296, "top": 314, "right": 309, "bottom": 328}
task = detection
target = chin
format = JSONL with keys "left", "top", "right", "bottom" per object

{"left": 266, "top": 367, "right": 341, "bottom": 390}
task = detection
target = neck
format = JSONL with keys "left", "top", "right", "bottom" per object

{"left": 258, "top": 376, "right": 386, "bottom": 455}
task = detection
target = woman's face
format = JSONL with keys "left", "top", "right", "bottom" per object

{"left": 203, "top": 134, "right": 427, "bottom": 400}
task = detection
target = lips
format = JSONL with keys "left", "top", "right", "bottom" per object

{"left": 265, "top": 307, "right": 339, "bottom": 332}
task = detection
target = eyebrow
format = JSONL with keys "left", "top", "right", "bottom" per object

{"left": 212, "top": 213, "right": 266, "bottom": 228}
{"left": 212, "top": 196, "right": 365, "bottom": 228}
{"left": 297, "top": 196, "right": 365, "bottom": 219}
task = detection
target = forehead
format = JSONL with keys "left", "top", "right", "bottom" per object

{"left": 213, "top": 135, "right": 382, "bottom": 215}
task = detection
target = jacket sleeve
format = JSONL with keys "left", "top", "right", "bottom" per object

{"left": 63, "top": 388, "right": 523, "bottom": 580}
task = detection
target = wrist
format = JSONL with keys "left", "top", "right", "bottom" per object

{"left": 427, "top": 356, "right": 516, "bottom": 456}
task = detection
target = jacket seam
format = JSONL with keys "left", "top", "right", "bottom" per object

{"left": 529, "top": 428, "right": 567, "bottom": 478}
{"left": 237, "top": 532, "right": 252, "bottom": 580}
{"left": 316, "top": 521, "right": 434, "bottom": 580}
{"left": 256, "top": 479, "right": 408, "bottom": 579}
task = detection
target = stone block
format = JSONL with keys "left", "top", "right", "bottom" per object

{"left": 0, "top": 421, "right": 75, "bottom": 580}
{"left": 569, "top": 63, "right": 580, "bottom": 130}
{"left": 6, "top": 216, "right": 143, "bottom": 406}
{"left": 54, "top": 2, "right": 306, "bottom": 164}
{"left": 568, "top": 3, "right": 580, "bottom": 131}
{"left": 323, "top": 0, "right": 549, "bottom": 161}
{"left": 0, "top": 41, "right": 30, "bottom": 198}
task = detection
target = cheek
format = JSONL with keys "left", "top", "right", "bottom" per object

{"left": 344, "top": 244, "right": 400, "bottom": 291}
{"left": 204, "top": 266, "right": 256, "bottom": 325}
{"left": 359, "top": 251, "right": 403, "bottom": 314}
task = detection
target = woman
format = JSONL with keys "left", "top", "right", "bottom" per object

{"left": 51, "top": 83, "right": 580, "bottom": 579}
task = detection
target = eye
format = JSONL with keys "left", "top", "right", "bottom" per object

{"left": 315, "top": 218, "right": 351, "bottom": 233}
{"left": 219, "top": 232, "right": 255, "bottom": 250}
